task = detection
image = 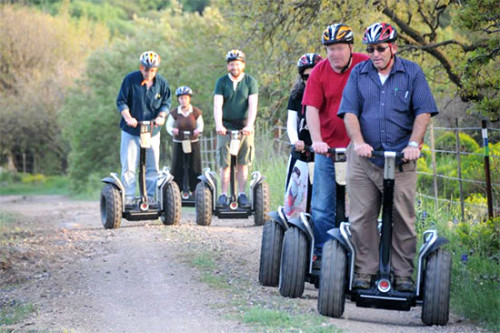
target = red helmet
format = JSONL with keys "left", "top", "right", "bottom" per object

{"left": 363, "top": 22, "right": 398, "bottom": 44}
{"left": 297, "top": 53, "right": 323, "bottom": 76}
{"left": 321, "top": 24, "right": 354, "bottom": 45}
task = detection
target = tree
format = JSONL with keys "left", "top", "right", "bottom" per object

{"left": 0, "top": 5, "right": 109, "bottom": 173}
{"left": 219, "top": 0, "right": 499, "bottom": 122}
{"left": 60, "top": 4, "right": 229, "bottom": 191}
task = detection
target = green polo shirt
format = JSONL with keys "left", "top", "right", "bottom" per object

{"left": 214, "top": 74, "right": 258, "bottom": 130}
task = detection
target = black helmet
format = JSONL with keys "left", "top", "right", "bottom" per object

{"left": 175, "top": 86, "right": 193, "bottom": 97}
{"left": 225, "top": 49, "right": 245, "bottom": 63}
{"left": 297, "top": 53, "right": 323, "bottom": 76}
{"left": 362, "top": 22, "right": 398, "bottom": 44}
{"left": 322, "top": 24, "right": 354, "bottom": 45}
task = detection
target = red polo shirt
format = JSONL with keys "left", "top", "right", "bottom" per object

{"left": 302, "top": 53, "right": 369, "bottom": 148}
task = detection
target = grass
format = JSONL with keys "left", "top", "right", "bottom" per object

{"left": 1, "top": 136, "right": 498, "bottom": 330}
{"left": 252, "top": 135, "right": 288, "bottom": 209}
{"left": 416, "top": 199, "right": 500, "bottom": 331}
{"left": 0, "top": 302, "right": 36, "bottom": 326}
{"left": 241, "top": 306, "right": 340, "bottom": 333}
{"left": 0, "top": 173, "right": 70, "bottom": 196}
{"left": 183, "top": 242, "right": 338, "bottom": 332}
{"left": 190, "top": 252, "right": 229, "bottom": 289}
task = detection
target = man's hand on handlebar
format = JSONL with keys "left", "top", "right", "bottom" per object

{"left": 126, "top": 117, "right": 138, "bottom": 128}
{"left": 353, "top": 142, "right": 373, "bottom": 158}
{"left": 293, "top": 140, "right": 305, "bottom": 152}
{"left": 154, "top": 115, "right": 166, "bottom": 127}
{"left": 241, "top": 125, "right": 253, "bottom": 136}
{"left": 401, "top": 145, "right": 420, "bottom": 162}
{"left": 216, "top": 125, "right": 227, "bottom": 136}
{"left": 311, "top": 141, "right": 329, "bottom": 154}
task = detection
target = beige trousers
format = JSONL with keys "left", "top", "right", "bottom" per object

{"left": 346, "top": 143, "right": 417, "bottom": 277}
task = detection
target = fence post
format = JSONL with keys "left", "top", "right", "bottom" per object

{"left": 430, "top": 120, "right": 438, "bottom": 213}
{"left": 455, "top": 118, "right": 465, "bottom": 221}
{"left": 22, "top": 152, "right": 27, "bottom": 173}
{"left": 482, "top": 120, "right": 494, "bottom": 219}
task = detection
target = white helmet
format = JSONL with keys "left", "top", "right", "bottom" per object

{"left": 139, "top": 51, "right": 161, "bottom": 68}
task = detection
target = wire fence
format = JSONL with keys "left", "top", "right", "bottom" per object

{"left": 269, "top": 119, "right": 499, "bottom": 221}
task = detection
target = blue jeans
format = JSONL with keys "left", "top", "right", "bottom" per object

{"left": 120, "top": 130, "right": 160, "bottom": 201}
{"left": 311, "top": 153, "right": 336, "bottom": 256}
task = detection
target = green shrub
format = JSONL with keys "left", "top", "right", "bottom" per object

{"left": 0, "top": 171, "right": 22, "bottom": 183}
{"left": 454, "top": 216, "right": 499, "bottom": 258}
{"left": 435, "top": 131, "right": 480, "bottom": 153}
{"left": 20, "top": 173, "right": 46, "bottom": 184}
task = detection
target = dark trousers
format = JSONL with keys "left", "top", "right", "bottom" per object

{"left": 171, "top": 141, "right": 201, "bottom": 192}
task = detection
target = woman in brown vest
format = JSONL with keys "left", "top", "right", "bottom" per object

{"left": 166, "top": 86, "right": 204, "bottom": 195}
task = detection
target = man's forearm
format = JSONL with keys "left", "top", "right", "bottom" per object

{"left": 121, "top": 109, "right": 133, "bottom": 121}
{"left": 343, "top": 113, "right": 365, "bottom": 145}
{"left": 305, "top": 106, "right": 322, "bottom": 143}
{"left": 409, "top": 113, "right": 431, "bottom": 144}
{"left": 214, "top": 95, "right": 224, "bottom": 128}
{"left": 246, "top": 94, "right": 258, "bottom": 127}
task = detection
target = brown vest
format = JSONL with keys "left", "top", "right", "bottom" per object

{"left": 170, "top": 106, "right": 202, "bottom": 141}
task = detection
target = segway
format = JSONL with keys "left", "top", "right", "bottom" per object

{"left": 317, "top": 151, "right": 451, "bottom": 326}
{"left": 195, "top": 130, "right": 270, "bottom": 226}
{"left": 178, "top": 130, "right": 196, "bottom": 206}
{"left": 100, "top": 121, "right": 182, "bottom": 229}
{"left": 258, "top": 145, "right": 314, "bottom": 287}
{"left": 278, "top": 147, "right": 348, "bottom": 298}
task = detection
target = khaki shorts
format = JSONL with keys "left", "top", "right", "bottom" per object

{"left": 216, "top": 132, "right": 254, "bottom": 168}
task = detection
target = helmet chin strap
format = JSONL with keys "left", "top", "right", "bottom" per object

{"left": 379, "top": 44, "right": 394, "bottom": 71}
{"left": 340, "top": 44, "right": 353, "bottom": 73}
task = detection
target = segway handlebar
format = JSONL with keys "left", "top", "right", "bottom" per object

{"left": 371, "top": 151, "right": 404, "bottom": 159}
{"left": 290, "top": 144, "right": 347, "bottom": 162}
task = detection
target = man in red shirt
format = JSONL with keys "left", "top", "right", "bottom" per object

{"left": 303, "top": 23, "right": 369, "bottom": 262}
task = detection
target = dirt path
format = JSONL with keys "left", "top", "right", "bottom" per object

{"left": 0, "top": 195, "right": 487, "bottom": 332}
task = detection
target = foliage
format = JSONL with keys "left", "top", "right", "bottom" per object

{"left": 417, "top": 198, "right": 500, "bottom": 330}
{"left": 0, "top": 5, "right": 109, "bottom": 174}
{"left": 219, "top": 0, "right": 499, "bottom": 122}
{"left": 20, "top": 173, "right": 47, "bottom": 185}
{"left": 418, "top": 133, "right": 498, "bottom": 204}
{"left": 0, "top": 172, "right": 69, "bottom": 196}
{"left": 0, "top": 302, "right": 36, "bottom": 326}
{"left": 455, "top": 215, "right": 499, "bottom": 258}
{"left": 434, "top": 131, "right": 480, "bottom": 153}
{"left": 60, "top": 4, "right": 229, "bottom": 192}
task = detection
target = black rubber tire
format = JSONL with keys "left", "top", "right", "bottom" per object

{"left": 100, "top": 184, "right": 122, "bottom": 229}
{"left": 160, "top": 181, "right": 181, "bottom": 226}
{"left": 421, "top": 248, "right": 452, "bottom": 326}
{"left": 279, "top": 227, "right": 308, "bottom": 298}
{"left": 317, "top": 239, "right": 347, "bottom": 318}
{"left": 254, "top": 181, "right": 270, "bottom": 226}
{"left": 258, "top": 220, "right": 284, "bottom": 286}
{"left": 195, "top": 182, "right": 212, "bottom": 226}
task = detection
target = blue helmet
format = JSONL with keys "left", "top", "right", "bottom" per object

{"left": 175, "top": 86, "right": 193, "bottom": 97}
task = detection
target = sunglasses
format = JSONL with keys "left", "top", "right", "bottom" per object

{"left": 366, "top": 46, "right": 389, "bottom": 54}
{"left": 301, "top": 74, "right": 310, "bottom": 81}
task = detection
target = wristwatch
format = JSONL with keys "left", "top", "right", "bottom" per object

{"left": 408, "top": 141, "right": 419, "bottom": 148}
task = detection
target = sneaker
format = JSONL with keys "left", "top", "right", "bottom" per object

{"left": 238, "top": 193, "right": 250, "bottom": 208}
{"left": 394, "top": 276, "right": 415, "bottom": 292}
{"left": 217, "top": 194, "right": 228, "bottom": 208}
{"left": 353, "top": 273, "right": 372, "bottom": 289}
